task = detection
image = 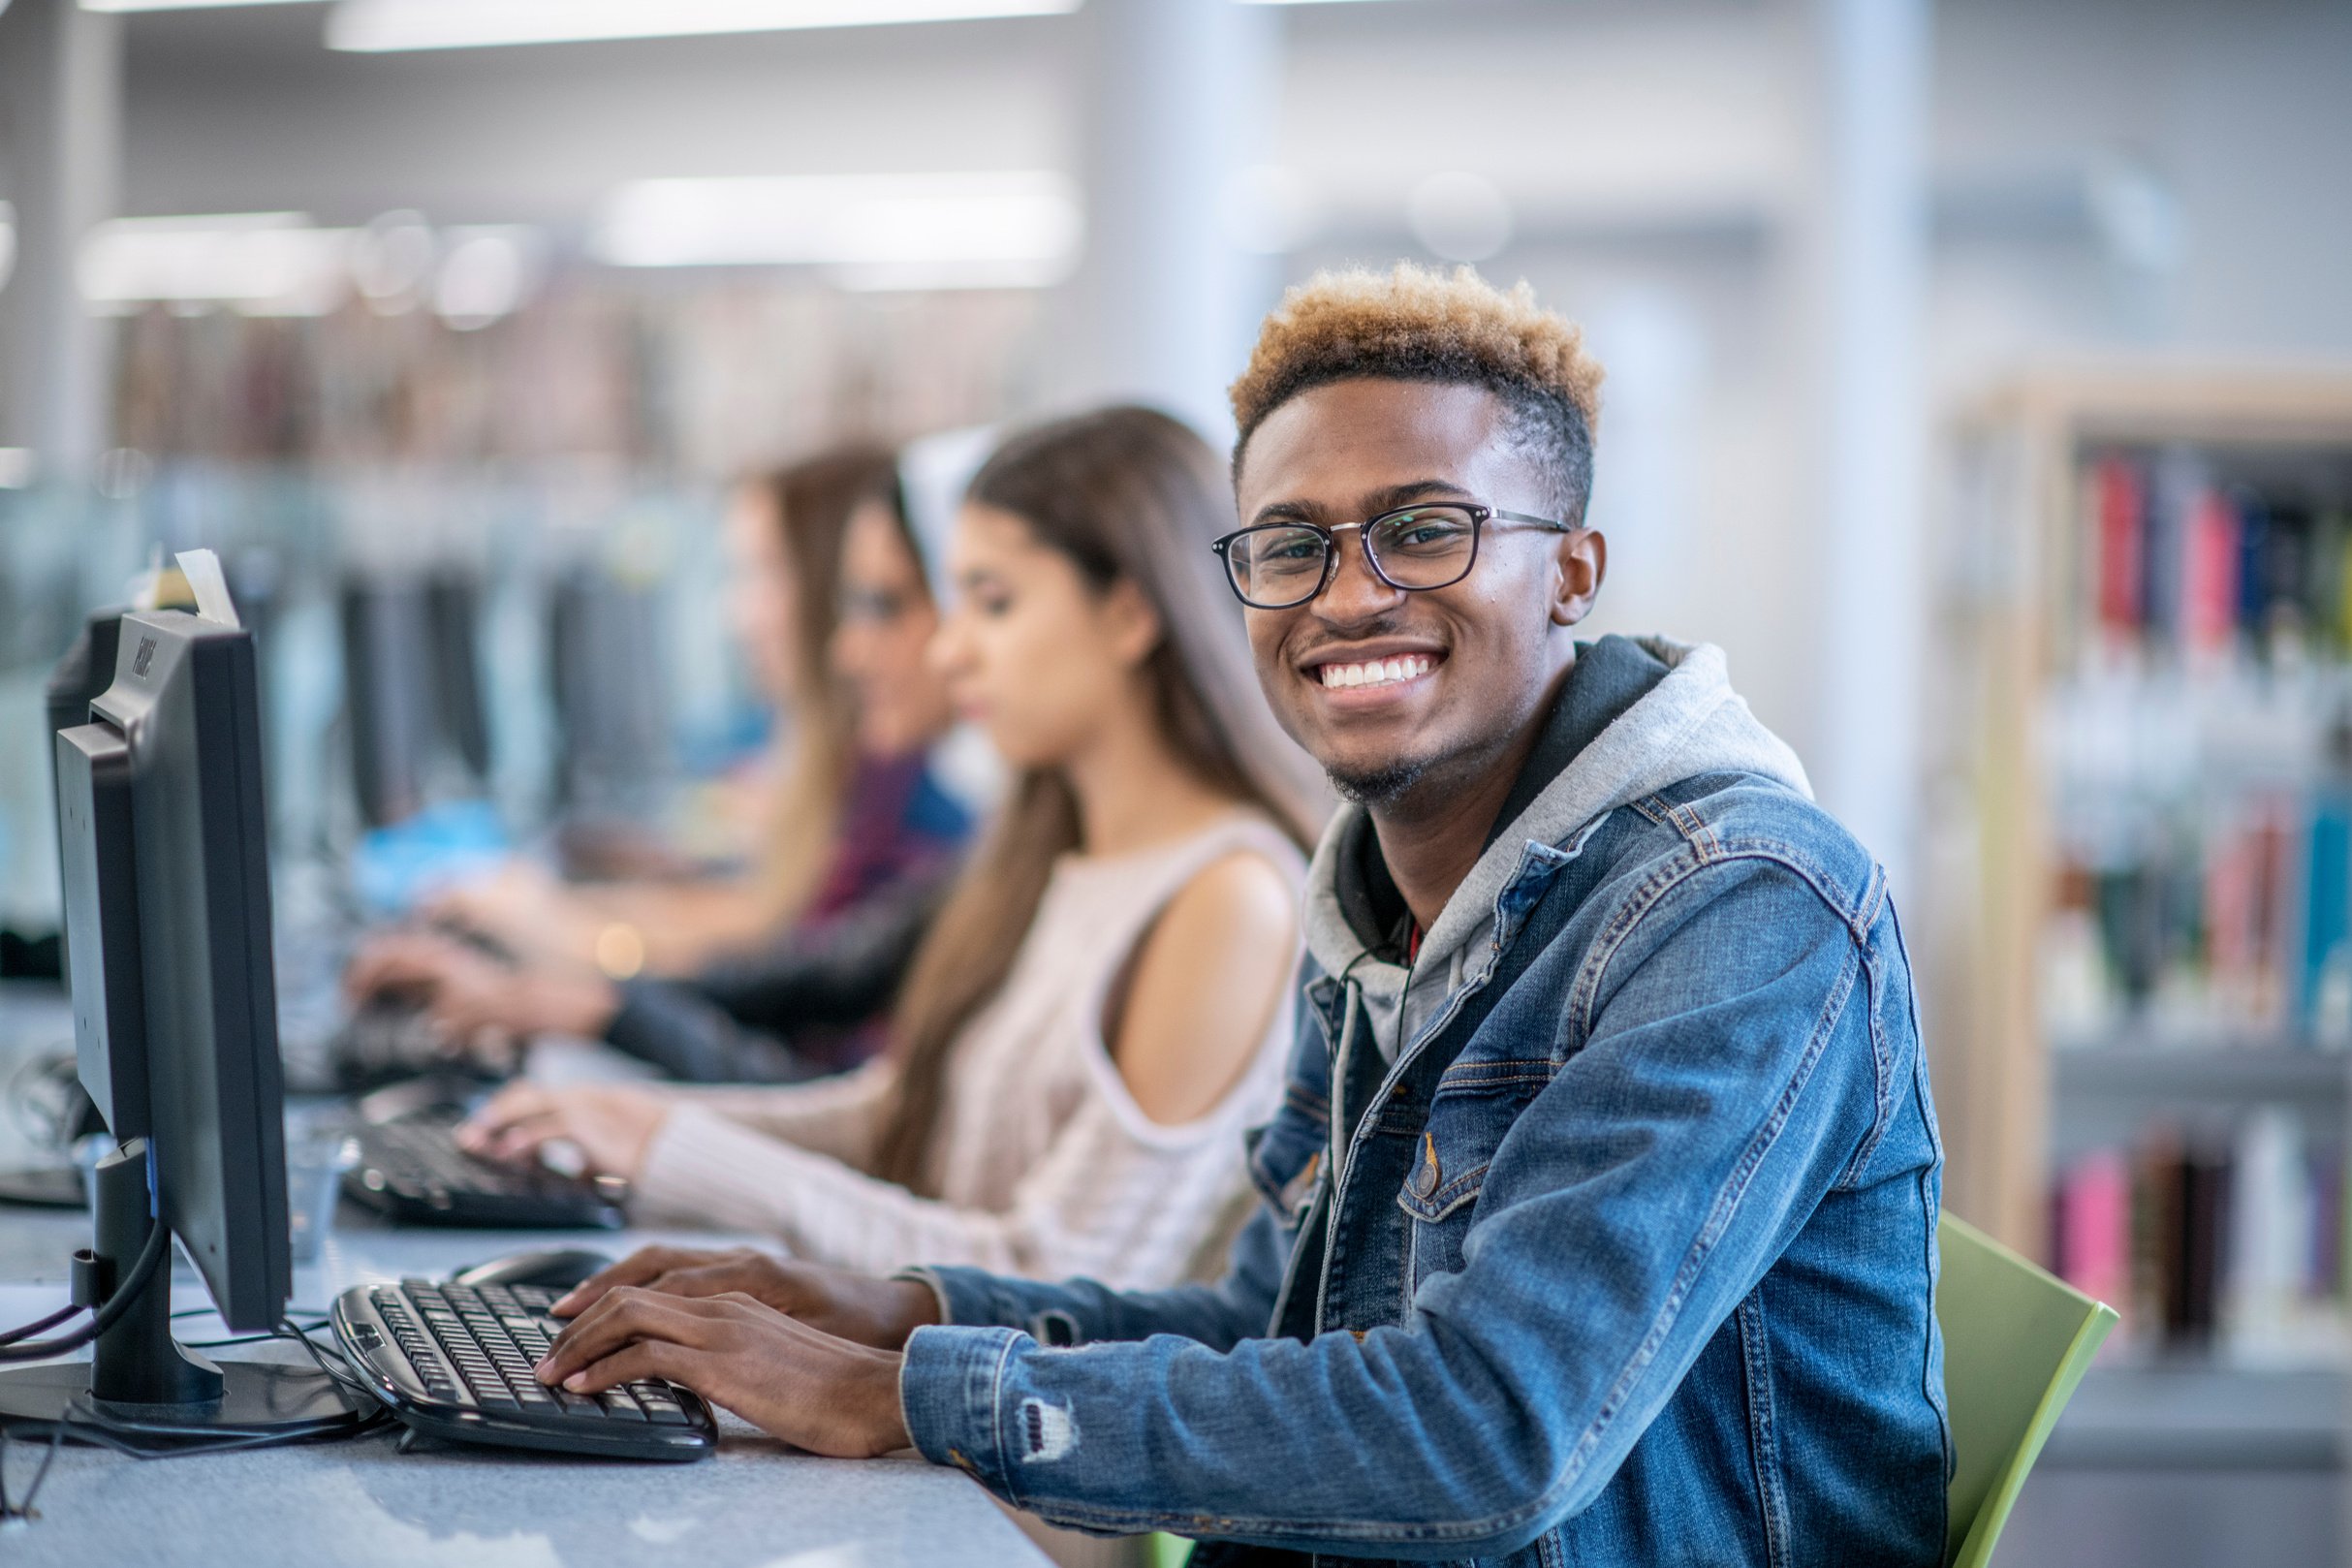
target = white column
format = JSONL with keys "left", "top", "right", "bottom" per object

{"left": 1800, "top": 0, "right": 1931, "bottom": 897}
{"left": 1067, "top": 0, "right": 1279, "bottom": 448}
{"left": 0, "top": 0, "right": 122, "bottom": 481}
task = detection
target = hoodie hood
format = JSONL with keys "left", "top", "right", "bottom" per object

{"left": 1301, "top": 637, "right": 1811, "bottom": 1056}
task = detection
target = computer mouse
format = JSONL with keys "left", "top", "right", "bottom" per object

{"left": 449, "top": 1247, "right": 614, "bottom": 1290}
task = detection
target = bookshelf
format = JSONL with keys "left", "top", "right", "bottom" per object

{"left": 1924, "top": 368, "right": 2352, "bottom": 1390}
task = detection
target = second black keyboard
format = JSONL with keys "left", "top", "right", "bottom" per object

{"left": 332, "top": 1278, "right": 716, "bottom": 1460}
{"left": 344, "top": 1115, "right": 627, "bottom": 1229}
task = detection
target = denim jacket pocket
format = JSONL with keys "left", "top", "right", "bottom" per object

{"left": 1395, "top": 1061, "right": 1553, "bottom": 1288}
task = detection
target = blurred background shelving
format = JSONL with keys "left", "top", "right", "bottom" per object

{"left": 1924, "top": 369, "right": 2352, "bottom": 1554}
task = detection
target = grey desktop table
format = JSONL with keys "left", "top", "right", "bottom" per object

{"left": 0, "top": 981, "right": 1052, "bottom": 1568}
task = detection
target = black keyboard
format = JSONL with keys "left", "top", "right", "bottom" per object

{"left": 332, "top": 1279, "right": 716, "bottom": 1460}
{"left": 344, "top": 1115, "right": 627, "bottom": 1229}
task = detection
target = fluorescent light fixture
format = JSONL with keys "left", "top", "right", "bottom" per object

{"left": 78, "top": 212, "right": 358, "bottom": 315}
{"left": 79, "top": 0, "right": 315, "bottom": 12}
{"left": 327, "top": 0, "right": 1075, "bottom": 52}
{"left": 592, "top": 172, "right": 1082, "bottom": 290}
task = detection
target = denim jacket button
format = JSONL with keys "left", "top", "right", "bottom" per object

{"left": 1412, "top": 1140, "right": 1440, "bottom": 1199}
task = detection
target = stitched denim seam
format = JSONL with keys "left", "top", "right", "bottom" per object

{"left": 1836, "top": 886, "right": 1906, "bottom": 1189}
{"left": 1739, "top": 1293, "right": 1792, "bottom": 1568}
{"left": 982, "top": 1331, "right": 1022, "bottom": 1507}
{"left": 1430, "top": 1061, "right": 1557, "bottom": 1095}
{"left": 1570, "top": 839, "right": 1880, "bottom": 1049}
{"left": 1565, "top": 836, "right": 1701, "bottom": 1047}
{"left": 1913, "top": 1086, "right": 1955, "bottom": 1531}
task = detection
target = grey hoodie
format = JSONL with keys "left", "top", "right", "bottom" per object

{"left": 1301, "top": 636, "right": 1813, "bottom": 1060}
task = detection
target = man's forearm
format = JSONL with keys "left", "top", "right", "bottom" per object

{"left": 907, "top": 1202, "right": 1287, "bottom": 1349}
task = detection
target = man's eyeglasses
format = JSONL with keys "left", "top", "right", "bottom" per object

{"left": 1209, "top": 503, "right": 1577, "bottom": 611}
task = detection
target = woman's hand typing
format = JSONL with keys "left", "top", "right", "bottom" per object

{"left": 456, "top": 1082, "right": 670, "bottom": 1180}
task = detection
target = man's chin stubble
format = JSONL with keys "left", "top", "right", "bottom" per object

{"left": 1324, "top": 757, "right": 1430, "bottom": 807}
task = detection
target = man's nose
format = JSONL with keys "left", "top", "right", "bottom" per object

{"left": 1313, "top": 528, "right": 1403, "bottom": 623}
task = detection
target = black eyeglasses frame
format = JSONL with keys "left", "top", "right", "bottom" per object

{"left": 1208, "top": 502, "right": 1577, "bottom": 610}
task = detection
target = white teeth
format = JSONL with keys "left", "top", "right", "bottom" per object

{"left": 1319, "top": 655, "right": 1434, "bottom": 690}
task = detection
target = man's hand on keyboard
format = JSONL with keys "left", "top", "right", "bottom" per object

{"left": 553, "top": 1246, "right": 941, "bottom": 1351}
{"left": 533, "top": 1287, "right": 910, "bottom": 1458}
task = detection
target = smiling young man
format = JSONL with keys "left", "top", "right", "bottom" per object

{"left": 532, "top": 265, "right": 1949, "bottom": 1567}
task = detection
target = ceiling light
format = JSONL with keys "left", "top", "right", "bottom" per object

{"left": 78, "top": 1, "right": 316, "bottom": 12}
{"left": 591, "top": 172, "right": 1082, "bottom": 290}
{"left": 326, "top": 0, "right": 1074, "bottom": 52}
{"left": 78, "top": 212, "right": 356, "bottom": 316}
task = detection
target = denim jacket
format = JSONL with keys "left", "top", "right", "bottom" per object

{"left": 900, "top": 639, "right": 1948, "bottom": 1567}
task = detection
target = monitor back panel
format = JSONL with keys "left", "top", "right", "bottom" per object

{"left": 97, "top": 611, "right": 290, "bottom": 1332}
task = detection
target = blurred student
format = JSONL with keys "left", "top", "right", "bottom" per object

{"left": 349, "top": 450, "right": 972, "bottom": 1082}
{"left": 458, "top": 406, "right": 1322, "bottom": 1287}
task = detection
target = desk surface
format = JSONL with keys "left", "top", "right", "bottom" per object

{"left": 0, "top": 982, "right": 1051, "bottom": 1568}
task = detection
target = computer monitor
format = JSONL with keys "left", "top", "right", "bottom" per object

{"left": 340, "top": 572, "right": 490, "bottom": 830}
{"left": 0, "top": 608, "right": 358, "bottom": 1442}
{"left": 547, "top": 565, "right": 669, "bottom": 823}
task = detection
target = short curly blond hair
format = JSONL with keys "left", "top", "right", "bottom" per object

{"left": 1229, "top": 263, "right": 1606, "bottom": 521}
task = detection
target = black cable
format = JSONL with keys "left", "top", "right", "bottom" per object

{"left": 0, "top": 1212, "right": 171, "bottom": 1364}
{"left": 0, "top": 1409, "right": 68, "bottom": 1521}
{"left": 0, "top": 1304, "right": 80, "bottom": 1348}
{"left": 277, "top": 1317, "right": 386, "bottom": 1411}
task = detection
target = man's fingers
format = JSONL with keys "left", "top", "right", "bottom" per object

{"left": 536, "top": 1288, "right": 723, "bottom": 1384}
{"left": 556, "top": 1337, "right": 698, "bottom": 1397}
{"left": 555, "top": 1248, "right": 706, "bottom": 1315}
{"left": 657, "top": 1263, "right": 762, "bottom": 1301}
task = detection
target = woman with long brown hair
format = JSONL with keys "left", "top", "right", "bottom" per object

{"left": 459, "top": 406, "right": 1320, "bottom": 1288}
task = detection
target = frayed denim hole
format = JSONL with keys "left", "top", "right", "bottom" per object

{"left": 1030, "top": 1309, "right": 1081, "bottom": 1348}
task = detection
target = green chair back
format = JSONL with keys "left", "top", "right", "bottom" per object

{"left": 1935, "top": 1211, "right": 2118, "bottom": 1568}
{"left": 1154, "top": 1211, "right": 2117, "bottom": 1568}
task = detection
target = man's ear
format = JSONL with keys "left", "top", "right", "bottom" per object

{"left": 1551, "top": 528, "right": 1607, "bottom": 628}
{"left": 1101, "top": 578, "right": 1165, "bottom": 667}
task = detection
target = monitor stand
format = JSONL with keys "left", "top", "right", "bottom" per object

{"left": 0, "top": 1141, "right": 359, "bottom": 1450}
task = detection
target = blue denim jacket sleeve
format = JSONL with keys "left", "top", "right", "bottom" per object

{"left": 897, "top": 857, "right": 1889, "bottom": 1557}
{"left": 911, "top": 1198, "right": 1289, "bottom": 1351}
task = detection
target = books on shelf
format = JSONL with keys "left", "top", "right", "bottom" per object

{"left": 2069, "top": 445, "right": 2352, "bottom": 668}
{"left": 2054, "top": 1110, "right": 2349, "bottom": 1361}
{"left": 2042, "top": 440, "right": 2352, "bottom": 1051}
